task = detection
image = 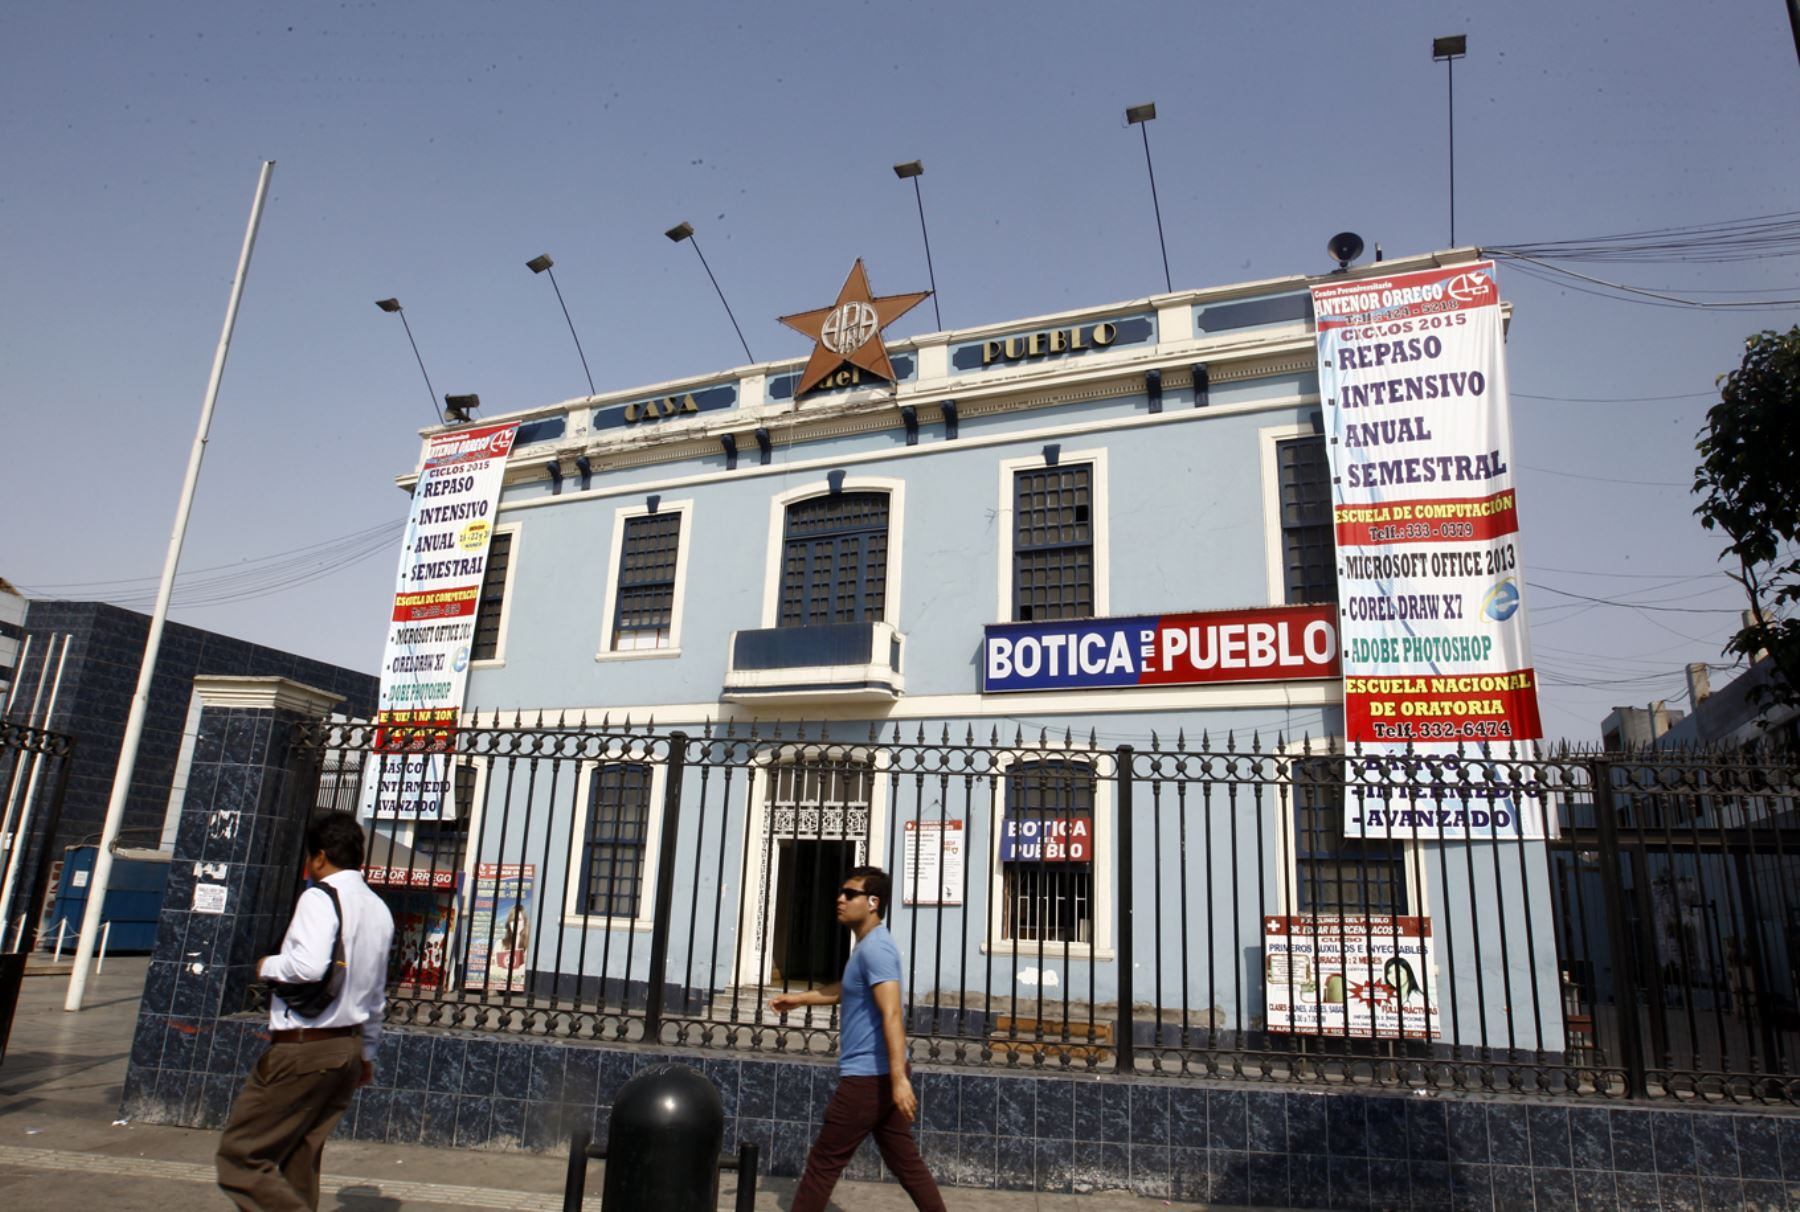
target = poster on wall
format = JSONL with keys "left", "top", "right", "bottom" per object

{"left": 363, "top": 421, "right": 518, "bottom": 820}
{"left": 1264, "top": 914, "right": 1440, "bottom": 1040}
{"left": 901, "top": 819, "right": 965, "bottom": 906}
{"left": 389, "top": 886, "right": 458, "bottom": 991}
{"left": 998, "top": 815, "right": 1092, "bottom": 862}
{"left": 1311, "top": 262, "right": 1547, "bottom": 839}
{"left": 464, "top": 862, "right": 534, "bottom": 993}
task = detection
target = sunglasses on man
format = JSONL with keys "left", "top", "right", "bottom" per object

{"left": 836, "top": 886, "right": 869, "bottom": 900}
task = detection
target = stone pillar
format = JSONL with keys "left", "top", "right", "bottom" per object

{"left": 121, "top": 675, "right": 343, "bottom": 1127}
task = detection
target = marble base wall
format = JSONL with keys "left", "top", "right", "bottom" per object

{"left": 120, "top": 684, "right": 337, "bottom": 1130}
{"left": 123, "top": 1016, "right": 1800, "bottom": 1211}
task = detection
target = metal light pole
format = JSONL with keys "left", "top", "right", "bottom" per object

{"left": 1125, "top": 103, "right": 1173, "bottom": 294}
{"left": 65, "top": 160, "right": 275, "bottom": 1011}
{"left": 1433, "top": 35, "right": 1468, "bottom": 247}
{"left": 892, "top": 161, "right": 943, "bottom": 330}
{"left": 526, "top": 253, "right": 597, "bottom": 396}
{"left": 375, "top": 298, "right": 444, "bottom": 424}
{"left": 665, "top": 221, "right": 755, "bottom": 364}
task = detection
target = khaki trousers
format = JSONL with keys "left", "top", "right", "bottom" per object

{"left": 215, "top": 1035, "right": 362, "bottom": 1211}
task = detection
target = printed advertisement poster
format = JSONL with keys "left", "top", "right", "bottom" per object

{"left": 364, "top": 421, "right": 518, "bottom": 819}
{"left": 983, "top": 603, "right": 1338, "bottom": 694}
{"left": 1311, "top": 263, "right": 1545, "bottom": 839}
{"left": 390, "top": 888, "right": 458, "bottom": 991}
{"left": 901, "top": 819, "right": 965, "bottom": 906}
{"left": 464, "top": 862, "right": 534, "bottom": 993}
{"left": 1264, "top": 914, "right": 1440, "bottom": 1040}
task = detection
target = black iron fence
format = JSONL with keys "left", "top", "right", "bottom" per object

{"left": 0, "top": 718, "right": 77, "bottom": 953}
{"left": 275, "top": 716, "right": 1800, "bottom": 1106}
{"left": 1, "top": 718, "right": 76, "bottom": 1062}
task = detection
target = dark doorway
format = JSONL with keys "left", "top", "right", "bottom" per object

{"left": 771, "top": 838, "right": 856, "bottom": 985}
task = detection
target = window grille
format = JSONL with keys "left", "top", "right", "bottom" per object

{"left": 613, "top": 513, "right": 681, "bottom": 649}
{"left": 1278, "top": 438, "right": 1336, "bottom": 604}
{"left": 470, "top": 530, "right": 513, "bottom": 661}
{"left": 581, "top": 764, "right": 653, "bottom": 918}
{"left": 1000, "top": 760, "right": 1095, "bottom": 944}
{"left": 779, "top": 493, "right": 889, "bottom": 626}
{"left": 1291, "top": 759, "right": 1407, "bottom": 913}
{"left": 1013, "top": 464, "right": 1093, "bottom": 622}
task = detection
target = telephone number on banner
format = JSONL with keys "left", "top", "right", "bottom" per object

{"left": 1333, "top": 491, "right": 1518, "bottom": 547}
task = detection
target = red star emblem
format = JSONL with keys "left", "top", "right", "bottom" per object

{"left": 778, "top": 260, "right": 930, "bottom": 398}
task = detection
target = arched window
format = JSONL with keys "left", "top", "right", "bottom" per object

{"left": 779, "top": 492, "right": 889, "bottom": 626}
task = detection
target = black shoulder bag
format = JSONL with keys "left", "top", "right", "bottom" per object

{"left": 266, "top": 882, "right": 348, "bottom": 1019}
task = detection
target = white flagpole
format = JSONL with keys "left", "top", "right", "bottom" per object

{"left": 65, "top": 161, "right": 275, "bottom": 1011}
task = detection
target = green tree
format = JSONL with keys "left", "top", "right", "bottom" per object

{"left": 1693, "top": 326, "right": 1800, "bottom": 714}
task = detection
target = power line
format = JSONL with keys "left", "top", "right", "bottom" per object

{"left": 1530, "top": 563, "right": 1722, "bottom": 580}
{"left": 1519, "top": 464, "right": 1687, "bottom": 488}
{"left": 20, "top": 519, "right": 406, "bottom": 611}
{"left": 1528, "top": 582, "right": 1743, "bottom": 614}
{"left": 1494, "top": 252, "right": 1800, "bottom": 310}
{"left": 22, "top": 519, "right": 404, "bottom": 591}
{"left": 1487, "top": 209, "right": 1800, "bottom": 264}
{"left": 1513, "top": 390, "right": 1713, "bottom": 403}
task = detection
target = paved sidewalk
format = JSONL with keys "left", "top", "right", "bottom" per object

{"left": 0, "top": 957, "right": 1208, "bottom": 1210}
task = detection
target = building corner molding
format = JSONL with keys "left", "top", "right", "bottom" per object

{"left": 192, "top": 674, "right": 346, "bottom": 716}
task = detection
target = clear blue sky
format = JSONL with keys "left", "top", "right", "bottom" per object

{"left": 3, "top": 1, "right": 1796, "bottom": 742}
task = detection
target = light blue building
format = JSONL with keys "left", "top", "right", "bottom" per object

{"left": 374, "top": 246, "right": 1565, "bottom": 1066}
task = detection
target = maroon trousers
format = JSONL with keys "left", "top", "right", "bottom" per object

{"left": 790, "top": 1074, "right": 946, "bottom": 1212}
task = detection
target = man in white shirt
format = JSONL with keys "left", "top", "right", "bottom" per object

{"left": 216, "top": 812, "right": 395, "bottom": 1211}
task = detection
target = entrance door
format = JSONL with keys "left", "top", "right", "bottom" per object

{"left": 738, "top": 755, "right": 876, "bottom": 987}
{"left": 770, "top": 838, "right": 856, "bottom": 985}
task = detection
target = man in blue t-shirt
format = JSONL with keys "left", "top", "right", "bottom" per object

{"left": 771, "top": 866, "right": 946, "bottom": 1212}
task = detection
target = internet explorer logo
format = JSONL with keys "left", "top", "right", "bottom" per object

{"left": 1481, "top": 578, "right": 1521, "bottom": 622}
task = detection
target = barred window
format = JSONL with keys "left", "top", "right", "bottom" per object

{"left": 1278, "top": 438, "right": 1336, "bottom": 605}
{"left": 1000, "top": 760, "right": 1096, "bottom": 944}
{"left": 1014, "top": 464, "right": 1093, "bottom": 622}
{"left": 613, "top": 513, "right": 682, "bottom": 650}
{"left": 1291, "top": 760, "right": 1407, "bottom": 913}
{"left": 470, "top": 530, "right": 514, "bottom": 661}
{"left": 780, "top": 492, "right": 889, "bottom": 626}
{"left": 580, "top": 764, "right": 653, "bottom": 918}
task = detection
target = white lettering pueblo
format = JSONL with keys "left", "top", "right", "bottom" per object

{"left": 1158, "top": 620, "right": 1335, "bottom": 672}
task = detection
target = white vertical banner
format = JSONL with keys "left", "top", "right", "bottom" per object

{"left": 1311, "top": 263, "right": 1546, "bottom": 840}
{"left": 363, "top": 422, "right": 518, "bottom": 820}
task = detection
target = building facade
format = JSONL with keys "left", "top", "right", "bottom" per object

{"left": 4, "top": 600, "right": 378, "bottom": 944}
{"left": 369, "top": 246, "right": 1561, "bottom": 1055}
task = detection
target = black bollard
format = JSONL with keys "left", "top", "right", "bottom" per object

{"left": 602, "top": 1063, "right": 726, "bottom": 1211}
